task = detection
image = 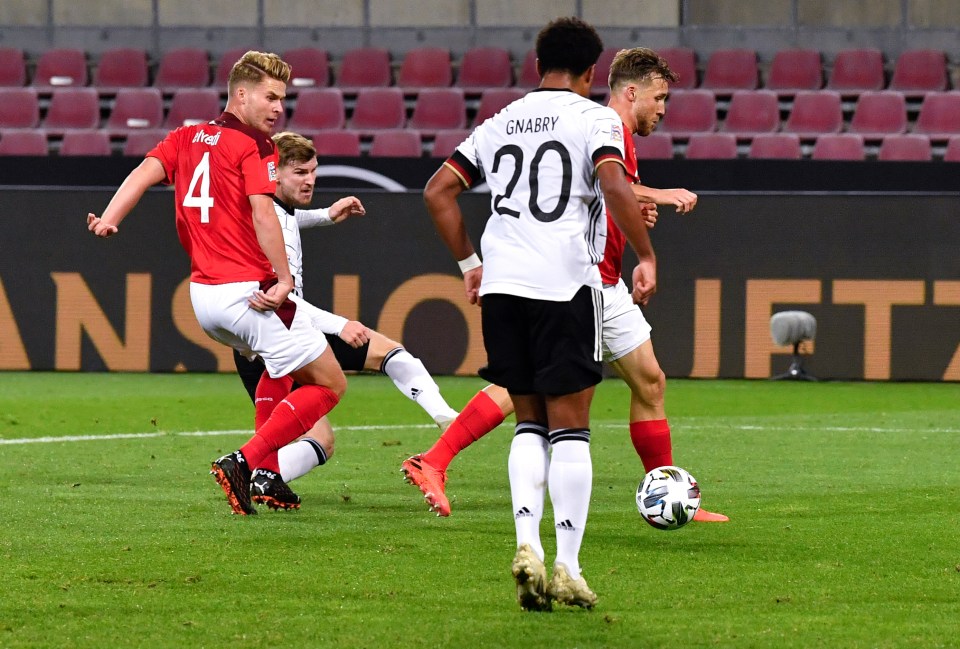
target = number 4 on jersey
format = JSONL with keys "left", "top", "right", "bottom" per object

{"left": 184, "top": 151, "right": 214, "bottom": 223}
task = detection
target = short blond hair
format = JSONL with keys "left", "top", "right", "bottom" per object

{"left": 608, "top": 48, "right": 678, "bottom": 92}
{"left": 272, "top": 131, "right": 316, "bottom": 167}
{"left": 227, "top": 51, "right": 291, "bottom": 95}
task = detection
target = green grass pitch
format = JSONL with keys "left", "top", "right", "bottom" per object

{"left": 1, "top": 372, "right": 958, "bottom": 648}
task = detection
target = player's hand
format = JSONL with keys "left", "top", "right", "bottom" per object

{"left": 338, "top": 320, "right": 371, "bottom": 348}
{"left": 329, "top": 196, "right": 366, "bottom": 223}
{"left": 248, "top": 279, "right": 293, "bottom": 313}
{"left": 641, "top": 202, "right": 658, "bottom": 229}
{"left": 631, "top": 260, "right": 657, "bottom": 306}
{"left": 463, "top": 266, "right": 482, "bottom": 305}
{"left": 656, "top": 188, "right": 698, "bottom": 214}
{"left": 87, "top": 213, "right": 118, "bottom": 238}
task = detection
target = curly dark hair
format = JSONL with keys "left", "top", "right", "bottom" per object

{"left": 535, "top": 16, "right": 604, "bottom": 78}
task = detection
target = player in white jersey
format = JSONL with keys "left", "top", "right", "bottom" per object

{"left": 422, "top": 17, "right": 657, "bottom": 612}
{"left": 238, "top": 131, "right": 459, "bottom": 509}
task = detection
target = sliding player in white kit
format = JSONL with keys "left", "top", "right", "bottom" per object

{"left": 237, "top": 131, "right": 459, "bottom": 509}
{"left": 423, "top": 17, "right": 657, "bottom": 611}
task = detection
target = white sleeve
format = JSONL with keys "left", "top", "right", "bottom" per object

{"left": 310, "top": 308, "right": 350, "bottom": 336}
{"left": 294, "top": 207, "right": 334, "bottom": 229}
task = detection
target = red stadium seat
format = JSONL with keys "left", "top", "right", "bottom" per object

{"left": 106, "top": 87, "right": 164, "bottom": 137}
{"left": 123, "top": 129, "right": 167, "bottom": 156}
{"left": 33, "top": 48, "right": 88, "bottom": 89}
{"left": 943, "top": 136, "right": 960, "bottom": 162}
{"left": 722, "top": 90, "right": 780, "bottom": 138}
{"left": 59, "top": 130, "right": 112, "bottom": 156}
{"left": 748, "top": 133, "right": 802, "bottom": 159}
{"left": 154, "top": 48, "right": 210, "bottom": 92}
{"left": 889, "top": 49, "right": 948, "bottom": 97}
{"left": 282, "top": 47, "right": 331, "bottom": 91}
{"left": 684, "top": 132, "right": 738, "bottom": 159}
{"left": 431, "top": 129, "right": 471, "bottom": 158}
{"left": 811, "top": 133, "right": 865, "bottom": 160}
{"left": 591, "top": 48, "right": 621, "bottom": 94}
{"left": 657, "top": 47, "right": 697, "bottom": 89}
{"left": 94, "top": 48, "right": 149, "bottom": 92}
{"left": 517, "top": 50, "right": 539, "bottom": 88}
{"left": 337, "top": 48, "right": 392, "bottom": 92}
{"left": 42, "top": 88, "right": 100, "bottom": 134}
{"left": 783, "top": 90, "right": 843, "bottom": 139}
{"left": 847, "top": 91, "right": 907, "bottom": 138}
{"left": 0, "top": 87, "right": 40, "bottom": 129}
{"left": 765, "top": 49, "right": 823, "bottom": 95}
{"left": 311, "top": 129, "right": 362, "bottom": 157}
{"left": 350, "top": 87, "right": 406, "bottom": 133}
{"left": 456, "top": 47, "right": 513, "bottom": 93}
{"left": 633, "top": 132, "right": 674, "bottom": 160}
{"left": 877, "top": 134, "right": 932, "bottom": 161}
{"left": 398, "top": 47, "right": 452, "bottom": 90}
{"left": 369, "top": 129, "right": 422, "bottom": 157}
{"left": 911, "top": 91, "right": 960, "bottom": 141}
{"left": 659, "top": 89, "right": 717, "bottom": 137}
{"left": 408, "top": 88, "right": 466, "bottom": 135}
{"left": 0, "top": 129, "right": 48, "bottom": 155}
{"left": 214, "top": 48, "right": 253, "bottom": 88}
{"left": 0, "top": 47, "right": 27, "bottom": 86}
{"left": 473, "top": 88, "right": 525, "bottom": 126}
{"left": 288, "top": 88, "right": 345, "bottom": 132}
{"left": 701, "top": 49, "right": 758, "bottom": 94}
{"left": 164, "top": 88, "right": 221, "bottom": 128}
{"left": 826, "top": 48, "right": 885, "bottom": 94}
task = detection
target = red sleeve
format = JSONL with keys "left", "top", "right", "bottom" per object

{"left": 147, "top": 129, "right": 181, "bottom": 185}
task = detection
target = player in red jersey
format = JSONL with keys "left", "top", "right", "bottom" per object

{"left": 88, "top": 51, "right": 345, "bottom": 516}
{"left": 403, "top": 47, "right": 727, "bottom": 523}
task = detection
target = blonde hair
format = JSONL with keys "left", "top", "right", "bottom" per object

{"left": 272, "top": 131, "right": 316, "bottom": 167}
{"left": 227, "top": 51, "right": 291, "bottom": 95}
{"left": 608, "top": 47, "right": 678, "bottom": 92}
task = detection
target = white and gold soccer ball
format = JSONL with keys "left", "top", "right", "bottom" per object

{"left": 636, "top": 465, "right": 701, "bottom": 530}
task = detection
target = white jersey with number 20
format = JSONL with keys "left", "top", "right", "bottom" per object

{"left": 447, "top": 88, "right": 626, "bottom": 301}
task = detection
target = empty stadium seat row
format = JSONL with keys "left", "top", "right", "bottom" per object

{"left": 4, "top": 128, "right": 959, "bottom": 162}
{"left": 659, "top": 89, "right": 960, "bottom": 140}
{"left": 1, "top": 45, "right": 954, "bottom": 96}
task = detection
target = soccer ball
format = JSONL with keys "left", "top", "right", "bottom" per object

{"left": 636, "top": 465, "right": 701, "bottom": 530}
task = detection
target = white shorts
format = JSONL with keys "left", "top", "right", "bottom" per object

{"left": 190, "top": 281, "right": 327, "bottom": 378}
{"left": 601, "top": 279, "right": 652, "bottom": 362}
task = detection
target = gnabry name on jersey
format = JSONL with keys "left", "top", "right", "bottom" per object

{"left": 191, "top": 129, "right": 221, "bottom": 146}
{"left": 505, "top": 115, "right": 560, "bottom": 135}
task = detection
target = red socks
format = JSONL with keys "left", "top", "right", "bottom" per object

{"left": 254, "top": 372, "right": 294, "bottom": 430}
{"left": 629, "top": 419, "right": 673, "bottom": 473}
{"left": 423, "top": 389, "right": 505, "bottom": 472}
{"left": 241, "top": 384, "right": 339, "bottom": 471}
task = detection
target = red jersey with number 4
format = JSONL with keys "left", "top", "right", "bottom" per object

{"left": 597, "top": 122, "right": 639, "bottom": 285}
{"left": 148, "top": 111, "right": 279, "bottom": 284}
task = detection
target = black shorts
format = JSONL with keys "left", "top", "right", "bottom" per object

{"left": 478, "top": 285, "right": 603, "bottom": 396}
{"left": 233, "top": 334, "right": 370, "bottom": 403}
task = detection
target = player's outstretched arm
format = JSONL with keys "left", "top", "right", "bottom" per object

{"left": 631, "top": 184, "right": 698, "bottom": 214}
{"left": 599, "top": 162, "right": 657, "bottom": 305}
{"left": 295, "top": 196, "right": 366, "bottom": 230}
{"left": 328, "top": 196, "right": 365, "bottom": 223}
{"left": 87, "top": 157, "right": 166, "bottom": 237}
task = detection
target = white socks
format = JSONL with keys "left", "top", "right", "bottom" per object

{"left": 382, "top": 348, "right": 458, "bottom": 423}
{"left": 508, "top": 424, "right": 550, "bottom": 561}
{"left": 278, "top": 437, "right": 327, "bottom": 483}
{"left": 548, "top": 436, "right": 592, "bottom": 581}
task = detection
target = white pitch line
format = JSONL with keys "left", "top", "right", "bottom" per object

{"left": 1, "top": 420, "right": 957, "bottom": 445}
